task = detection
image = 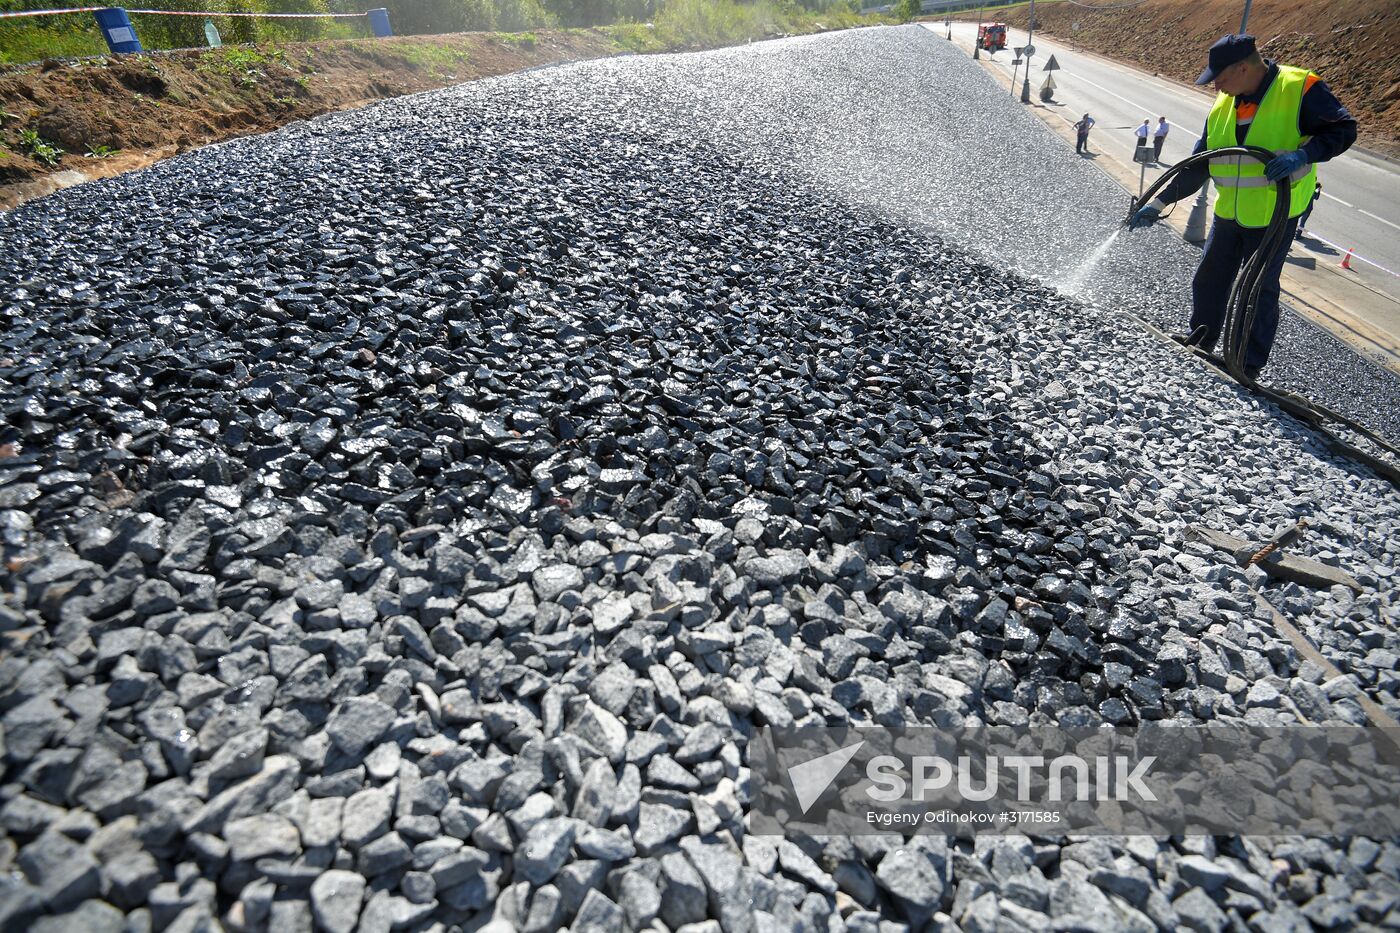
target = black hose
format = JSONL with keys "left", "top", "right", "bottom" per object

{"left": 1126, "top": 148, "right": 1400, "bottom": 487}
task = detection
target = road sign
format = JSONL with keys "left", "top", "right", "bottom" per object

{"left": 1012, "top": 58, "right": 1022, "bottom": 66}
{"left": 1043, "top": 54, "right": 1060, "bottom": 71}
{"left": 1042, "top": 75, "right": 1057, "bottom": 90}
{"left": 1014, "top": 46, "right": 1024, "bottom": 56}
{"left": 1023, "top": 43, "right": 1035, "bottom": 57}
{"left": 1133, "top": 146, "right": 1156, "bottom": 165}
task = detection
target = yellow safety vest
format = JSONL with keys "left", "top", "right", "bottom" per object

{"left": 1206, "top": 64, "right": 1317, "bottom": 228}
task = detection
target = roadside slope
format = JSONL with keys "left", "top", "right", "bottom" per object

{"left": 0, "top": 31, "right": 619, "bottom": 209}
{"left": 0, "top": 3, "right": 883, "bottom": 212}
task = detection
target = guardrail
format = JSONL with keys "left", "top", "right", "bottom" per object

{"left": 0, "top": 4, "right": 392, "bottom": 54}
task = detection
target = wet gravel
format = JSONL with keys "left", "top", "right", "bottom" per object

{"left": 616, "top": 25, "right": 1400, "bottom": 444}
{"left": 1, "top": 24, "right": 1398, "bottom": 933}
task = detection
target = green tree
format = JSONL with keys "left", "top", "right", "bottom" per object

{"left": 544, "top": 0, "right": 649, "bottom": 28}
{"left": 890, "top": 0, "right": 919, "bottom": 24}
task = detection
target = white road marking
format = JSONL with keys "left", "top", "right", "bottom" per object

{"left": 1057, "top": 68, "right": 1163, "bottom": 115}
{"left": 1359, "top": 209, "right": 1400, "bottom": 233}
{"left": 1302, "top": 232, "right": 1400, "bottom": 279}
{"left": 1325, "top": 193, "right": 1354, "bottom": 207}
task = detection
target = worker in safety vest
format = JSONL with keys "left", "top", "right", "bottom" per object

{"left": 1126, "top": 34, "right": 1356, "bottom": 379}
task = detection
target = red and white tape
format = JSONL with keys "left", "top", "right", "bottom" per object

{"left": 0, "top": 6, "right": 103, "bottom": 17}
{"left": 0, "top": 5, "right": 369, "bottom": 19}
{"left": 127, "top": 7, "right": 368, "bottom": 16}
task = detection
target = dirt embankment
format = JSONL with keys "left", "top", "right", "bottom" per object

{"left": 982, "top": 0, "right": 1400, "bottom": 157}
{"left": 0, "top": 31, "right": 621, "bottom": 209}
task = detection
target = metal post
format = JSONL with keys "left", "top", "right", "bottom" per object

{"left": 973, "top": 3, "right": 982, "bottom": 58}
{"left": 1139, "top": 160, "right": 1147, "bottom": 201}
{"left": 1020, "top": 0, "right": 1035, "bottom": 103}
{"left": 1184, "top": 186, "right": 1210, "bottom": 244}
{"left": 1011, "top": 56, "right": 1021, "bottom": 99}
{"left": 1239, "top": 0, "right": 1252, "bottom": 32}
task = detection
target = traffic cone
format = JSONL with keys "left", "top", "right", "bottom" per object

{"left": 1341, "top": 248, "right": 1354, "bottom": 270}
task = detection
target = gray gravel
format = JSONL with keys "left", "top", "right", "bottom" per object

{"left": 1, "top": 23, "right": 1398, "bottom": 933}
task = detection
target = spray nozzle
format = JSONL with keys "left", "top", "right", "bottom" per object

{"left": 1122, "top": 196, "right": 1143, "bottom": 228}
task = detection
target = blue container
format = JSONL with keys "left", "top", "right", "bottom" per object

{"left": 367, "top": 8, "right": 393, "bottom": 37}
{"left": 94, "top": 8, "right": 142, "bottom": 54}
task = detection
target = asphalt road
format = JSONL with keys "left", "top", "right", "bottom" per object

{"left": 937, "top": 22, "right": 1400, "bottom": 296}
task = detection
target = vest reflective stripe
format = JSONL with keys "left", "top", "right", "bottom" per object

{"left": 1208, "top": 161, "right": 1312, "bottom": 187}
{"left": 1206, "top": 64, "right": 1318, "bottom": 228}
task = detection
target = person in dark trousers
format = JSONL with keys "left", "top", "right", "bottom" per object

{"left": 1296, "top": 180, "right": 1323, "bottom": 238}
{"left": 1152, "top": 117, "right": 1170, "bottom": 162}
{"left": 1127, "top": 34, "right": 1356, "bottom": 379}
{"left": 1074, "top": 114, "right": 1095, "bottom": 154}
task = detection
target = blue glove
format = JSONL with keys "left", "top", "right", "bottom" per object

{"left": 1128, "top": 205, "right": 1161, "bottom": 230}
{"left": 1265, "top": 150, "right": 1307, "bottom": 182}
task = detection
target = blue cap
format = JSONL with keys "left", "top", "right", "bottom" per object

{"left": 1196, "top": 34, "right": 1256, "bottom": 85}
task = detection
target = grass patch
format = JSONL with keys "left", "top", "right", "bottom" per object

{"left": 605, "top": 0, "right": 880, "bottom": 53}
{"left": 389, "top": 43, "right": 475, "bottom": 72}
{"left": 605, "top": 22, "right": 664, "bottom": 53}
{"left": 84, "top": 143, "right": 119, "bottom": 158}
{"left": 19, "top": 129, "right": 63, "bottom": 166}
{"left": 216, "top": 47, "right": 271, "bottom": 71}
{"left": 0, "top": 22, "right": 106, "bottom": 66}
{"left": 935, "top": 0, "right": 1034, "bottom": 20}
{"left": 196, "top": 45, "right": 288, "bottom": 80}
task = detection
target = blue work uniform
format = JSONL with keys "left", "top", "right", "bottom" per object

{"left": 1152, "top": 61, "right": 1356, "bottom": 370}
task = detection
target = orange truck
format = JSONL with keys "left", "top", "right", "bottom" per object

{"left": 978, "top": 23, "right": 1008, "bottom": 52}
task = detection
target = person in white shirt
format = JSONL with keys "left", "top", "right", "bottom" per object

{"left": 1153, "top": 117, "right": 1170, "bottom": 162}
{"left": 1135, "top": 119, "right": 1150, "bottom": 150}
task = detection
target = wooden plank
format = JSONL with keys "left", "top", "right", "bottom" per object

{"left": 1186, "top": 526, "right": 1363, "bottom": 592}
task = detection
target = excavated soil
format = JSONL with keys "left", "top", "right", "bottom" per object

{"left": 981, "top": 0, "right": 1400, "bottom": 157}
{"left": 0, "top": 31, "right": 621, "bottom": 209}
